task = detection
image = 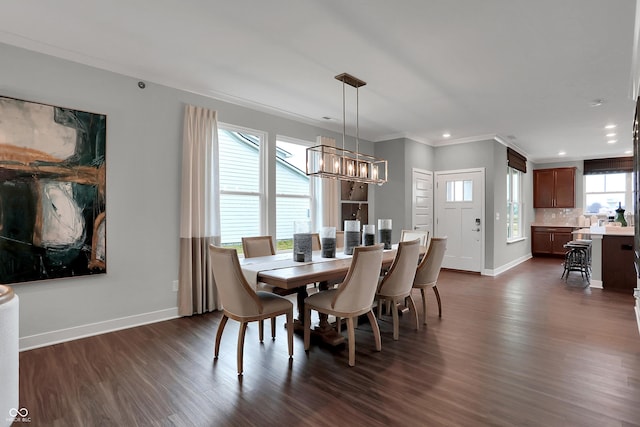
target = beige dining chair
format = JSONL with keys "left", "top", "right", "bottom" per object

{"left": 400, "top": 229, "right": 430, "bottom": 247}
{"left": 310, "top": 233, "right": 321, "bottom": 251}
{"left": 209, "top": 245, "right": 293, "bottom": 375}
{"left": 413, "top": 236, "right": 447, "bottom": 325}
{"left": 336, "top": 231, "right": 344, "bottom": 249}
{"left": 304, "top": 244, "right": 384, "bottom": 367}
{"left": 374, "top": 238, "right": 421, "bottom": 340}
{"left": 241, "top": 236, "right": 275, "bottom": 258}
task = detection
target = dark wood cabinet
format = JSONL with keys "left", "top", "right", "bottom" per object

{"left": 533, "top": 168, "right": 576, "bottom": 208}
{"left": 602, "top": 235, "right": 636, "bottom": 292}
{"left": 531, "top": 226, "right": 574, "bottom": 256}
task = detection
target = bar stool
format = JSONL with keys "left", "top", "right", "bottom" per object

{"left": 561, "top": 240, "right": 592, "bottom": 282}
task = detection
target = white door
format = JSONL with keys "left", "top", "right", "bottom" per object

{"left": 412, "top": 169, "right": 433, "bottom": 238}
{"left": 435, "top": 169, "right": 484, "bottom": 272}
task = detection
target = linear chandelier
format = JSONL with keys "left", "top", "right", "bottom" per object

{"left": 306, "top": 73, "right": 388, "bottom": 185}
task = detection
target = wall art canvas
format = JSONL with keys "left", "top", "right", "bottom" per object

{"left": 0, "top": 96, "right": 106, "bottom": 284}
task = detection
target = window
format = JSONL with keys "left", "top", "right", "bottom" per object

{"left": 584, "top": 173, "right": 631, "bottom": 215}
{"left": 507, "top": 167, "right": 523, "bottom": 241}
{"left": 275, "top": 137, "right": 313, "bottom": 250}
{"left": 446, "top": 180, "right": 472, "bottom": 201}
{"left": 218, "top": 125, "right": 265, "bottom": 252}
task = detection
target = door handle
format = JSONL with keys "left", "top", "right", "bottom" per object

{"left": 472, "top": 228, "right": 480, "bottom": 232}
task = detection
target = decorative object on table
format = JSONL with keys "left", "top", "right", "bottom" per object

{"left": 362, "top": 224, "right": 376, "bottom": 246}
{"left": 0, "top": 96, "right": 107, "bottom": 284}
{"left": 293, "top": 221, "right": 312, "bottom": 262}
{"left": 378, "top": 219, "right": 393, "bottom": 249}
{"left": 615, "top": 202, "right": 627, "bottom": 226}
{"left": 305, "top": 73, "right": 387, "bottom": 185}
{"left": 320, "top": 226, "right": 336, "bottom": 258}
{"left": 344, "top": 219, "right": 361, "bottom": 255}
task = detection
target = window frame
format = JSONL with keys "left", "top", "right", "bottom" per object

{"left": 507, "top": 166, "right": 524, "bottom": 243}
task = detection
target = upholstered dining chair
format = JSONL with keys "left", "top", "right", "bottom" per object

{"left": 209, "top": 245, "right": 293, "bottom": 375}
{"left": 311, "top": 233, "right": 321, "bottom": 251}
{"left": 241, "top": 236, "right": 275, "bottom": 258}
{"left": 374, "top": 238, "right": 421, "bottom": 340}
{"left": 412, "top": 236, "right": 447, "bottom": 325}
{"left": 336, "top": 231, "right": 344, "bottom": 249}
{"left": 400, "top": 229, "right": 430, "bottom": 247}
{"left": 304, "top": 244, "right": 384, "bottom": 367}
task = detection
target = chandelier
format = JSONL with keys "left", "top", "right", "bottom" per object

{"left": 306, "top": 73, "right": 388, "bottom": 185}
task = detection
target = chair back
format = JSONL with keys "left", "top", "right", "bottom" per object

{"left": 414, "top": 237, "right": 447, "bottom": 286}
{"left": 400, "top": 229, "right": 430, "bottom": 247}
{"left": 336, "top": 231, "right": 344, "bottom": 249}
{"left": 242, "top": 236, "right": 275, "bottom": 258}
{"left": 378, "top": 239, "right": 421, "bottom": 297}
{"left": 332, "top": 245, "right": 384, "bottom": 312}
{"left": 311, "top": 233, "right": 321, "bottom": 251}
{"left": 209, "top": 245, "right": 262, "bottom": 316}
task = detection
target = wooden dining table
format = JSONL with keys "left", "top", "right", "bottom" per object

{"left": 240, "top": 246, "right": 406, "bottom": 346}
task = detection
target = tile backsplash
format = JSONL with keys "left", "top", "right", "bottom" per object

{"left": 534, "top": 208, "right": 584, "bottom": 226}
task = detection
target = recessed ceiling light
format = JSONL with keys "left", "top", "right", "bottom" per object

{"left": 605, "top": 124, "right": 617, "bottom": 129}
{"left": 442, "top": 132, "right": 451, "bottom": 138}
{"left": 606, "top": 133, "right": 617, "bottom": 137}
{"left": 607, "top": 139, "right": 618, "bottom": 144}
{"left": 558, "top": 151, "right": 566, "bottom": 156}
{"left": 625, "top": 150, "right": 632, "bottom": 154}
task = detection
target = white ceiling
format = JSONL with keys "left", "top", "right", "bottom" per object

{"left": 1, "top": 0, "right": 637, "bottom": 163}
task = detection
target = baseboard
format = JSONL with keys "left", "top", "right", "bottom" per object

{"left": 483, "top": 254, "right": 532, "bottom": 276}
{"left": 589, "top": 280, "right": 603, "bottom": 289}
{"left": 635, "top": 304, "right": 640, "bottom": 336}
{"left": 19, "top": 307, "right": 180, "bottom": 351}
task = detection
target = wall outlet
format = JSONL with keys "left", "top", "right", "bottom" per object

{"left": 172, "top": 280, "right": 179, "bottom": 292}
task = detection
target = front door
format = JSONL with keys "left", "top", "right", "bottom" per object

{"left": 435, "top": 169, "right": 484, "bottom": 272}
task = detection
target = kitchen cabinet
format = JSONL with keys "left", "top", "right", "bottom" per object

{"left": 531, "top": 226, "right": 574, "bottom": 256}
{"left": 533, "top": 168, "right": 576, "bottom": 208}
{"left": 602, "top": 235, "right": 636, "bottom": 292}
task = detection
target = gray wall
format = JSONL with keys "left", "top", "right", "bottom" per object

{"left": 0, "top": 42, "right": 374, "bottom": 344}
{"left": 374, "top": 138, "right": 434, "bottom": 242}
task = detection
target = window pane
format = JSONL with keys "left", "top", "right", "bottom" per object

{"left": 585, "top": 175, "right": 605, "bottom": 193}
{"left": 219, "top": 129, "right": 261, "bottom": 192}
{"left": 276, "top": 196, "right": 311, "bottom": 242}
{"left": 220, "top": 194, "right": 260, "bottom": 246}
{"left": 585, "top": 193, "right": 626, "bottom": 214}
{"left": 605, "top": 173, "right": 626, "bottom": 192}
{"left": 276, "top": 140, "right": 310, "bottom": 196}
{"left": 446, "top": 181, "right": 455, "bottom": 201}
{"left": 512, "top": 172, "right": 519, "bottom": 203}
{"left": 463, "top": 180, "right": 473, "bottom": 201}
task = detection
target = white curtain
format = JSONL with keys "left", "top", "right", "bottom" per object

{"left": 316, "top": 136, "right": 340, "bottom": 229}
{"left": 178, "top": 105, "right": 221, "bottom": 316}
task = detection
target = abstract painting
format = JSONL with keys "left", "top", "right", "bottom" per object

{"left": 0, "top": 96, "right": 106, "bottom": 284}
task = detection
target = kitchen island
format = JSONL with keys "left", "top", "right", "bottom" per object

{"left": 572, "top": 226, "right": 635, "bottom": 292}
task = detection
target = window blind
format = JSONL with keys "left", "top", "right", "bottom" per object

{"left": 583, "top": 157, "right": 633, "bottom": 175}
{"left": 507, "top": 147, "right": 527, "bottom": 173}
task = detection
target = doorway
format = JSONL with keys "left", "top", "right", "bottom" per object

{"left": 411, "top": 168, "right": 433, "bottom": 238}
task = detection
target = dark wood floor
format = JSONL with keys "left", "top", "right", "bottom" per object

{"left": 17, "top": 258, "right": 640, "bottom": 426}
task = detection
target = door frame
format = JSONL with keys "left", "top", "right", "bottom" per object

{"left": 434, "top": 168, "right": 486, "bottom": 273}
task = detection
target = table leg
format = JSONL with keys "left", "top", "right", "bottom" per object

{"left": 291, "top": 282, "right": 345, "bottom": 346}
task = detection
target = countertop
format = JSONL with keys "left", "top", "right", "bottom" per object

{"left": 572, "top": 226, "right": 634, "bottom": 236}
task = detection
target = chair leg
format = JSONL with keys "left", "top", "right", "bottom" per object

{"left": 304, "top": 304, "right": 312, "bottom": 351}
{"left": 377, "top": 298, "right": 383, "bottom": 318}
{"left": 237, "top": 322, "right": 248, "bottom": 375}
{"left": 433, "top": 285, "right": 442, "bottom": 318}
{"left": 406, "top": 294, "right": 419, "bottom": 331}
{"left": 336, "top": 317, "right": 342, "bottom": 334}
{"left": 347, "top": 317, "right": 356, "bottom": 367}
{"left": 214, "top": 314, "right": 229, "bottom": 358}
{"left": 259, "top": 319, "right": 264, "bottom": 342}
{"left": 367, "top": 310, "right": 382, "bottom": 352}
{"left": 420, "top": 288, "right": 428, "bottom": 325}
{"left": 391, "top": 298, "right": 400, "bottom": 340}
{"left": 271, "top": 317, "right": 276, "bottom": 340}
{"left": 286, "top": 311, "right": 293, "bottom": 358}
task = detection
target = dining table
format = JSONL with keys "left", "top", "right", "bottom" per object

{"left": 239, "top": 245, "right": 408, "bottom": 346}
